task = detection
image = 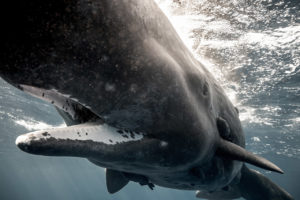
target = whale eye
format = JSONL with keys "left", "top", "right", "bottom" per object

{"left": 216, "top": 117, "right": 232, "bottom": 141}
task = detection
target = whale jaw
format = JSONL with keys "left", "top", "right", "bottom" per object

{"left": 15, "top": 121, "right": 145, "bottom": 159}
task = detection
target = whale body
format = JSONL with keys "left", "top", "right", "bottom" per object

{"left": 0, "top": 0, "right": 294, "bottom": 199}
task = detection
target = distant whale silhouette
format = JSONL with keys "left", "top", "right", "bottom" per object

{"left": 0, "top": 0, "right": 294, "bottom": 199}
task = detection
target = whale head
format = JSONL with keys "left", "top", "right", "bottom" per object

{"left": 0, "top": 0, "right": 283, "bottom": 194}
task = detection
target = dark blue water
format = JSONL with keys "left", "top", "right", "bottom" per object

{"left": 1, "top": 0, "right": 299, "bottom": 199}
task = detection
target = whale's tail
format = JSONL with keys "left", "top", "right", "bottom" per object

{"left": 196, "top": 165, "right": 294, "bottom": 200}
{"left": 237, "top": 165, "right": 294, "bottom": 200}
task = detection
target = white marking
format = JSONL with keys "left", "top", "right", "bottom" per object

{"left": 105, "top": 83, "right": 116, "bottom": 92}
{"left": 160, "top": 141, "right": 168, "bottom": 147}
{"left": 20, "top": 84, "right": 94, "bottom": 113}
{"left": 19, "top": 85, "right": 77, "bottom": 118}
{"left": 16, "top": 134, "right": 31, "bottom": 145}
{"left": 15, "top": 122, "right": 144, "bottom": 145}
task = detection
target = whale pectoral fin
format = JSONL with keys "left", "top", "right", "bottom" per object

{"left": 106, "top": 169, "right": 129, "bottom": 194}
{"left": 217, "top": 138, "right": 283, "bottom": 174}
{"left": 237, "top": 165, "right": 294, "bottom": 200}
{"left": 196, "top": 185, "right": 241, "bottom": 199}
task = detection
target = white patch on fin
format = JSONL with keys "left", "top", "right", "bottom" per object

{"left": 16, "top": 121, "right": 144, "bottom": 145}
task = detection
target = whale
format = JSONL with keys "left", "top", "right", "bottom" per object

{"left": 0, "top": 0, "right": 294, "bottom": 199}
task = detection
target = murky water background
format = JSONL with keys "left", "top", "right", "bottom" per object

{"left": 0, "top": 0, "right": 299, "bottom": 199}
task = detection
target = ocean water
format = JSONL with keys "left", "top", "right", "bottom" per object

{"left": 0, "top": 0, "right": 299, "bottom": 199}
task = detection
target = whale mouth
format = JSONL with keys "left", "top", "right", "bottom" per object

{"left": 15, "top": 84, "right": 147, "bottom": 159}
